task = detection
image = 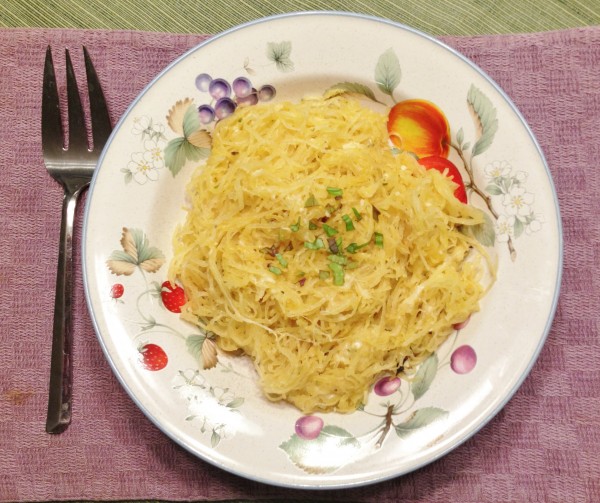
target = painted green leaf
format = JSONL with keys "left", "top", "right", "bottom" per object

{"left": 186, "top": 334, "right": 206, "bottom": 361}
{"left": 485, "top": 183, "right": 504, "bottom": 195}
{"left": 375, "top": 48, "right": 401, "bottom": 98}
{"left": 107, "top": 249, "right": 137, "bottom": 264}
{"left": 326, "top": 82, "right": 378, "bottom": 102}
{"left": 211, "top": 430, "right": 221, "bottom": 447}
{"left": 279, "top": 425, "right": 360, "bottom": 474}
{"left": 411, "top": 353, "right": 438, "bottom": 400}
{"left": 395, "top": 407, "right": 449, "bottom": 439}
{"left": 182, "top": 104, "right": 201, "bottom": 138}
{"left": 467, "top": 85, "right": 498, "bottom": 157}
{"left": 513, "top": 217, "right": 525, "bottom": 238}
{"left": 456, "top": 127, "right": 464, "bottom": 146}
{"left": 267, "top": 41, "right": 294, "bottom": 72}
{"left": 467, "top": 212, "right": 496, "bottom": 247}
{"left": 164, "top": 137, "right": 210, "bottom": 176}
{"left": 226, "top": 397, "right": 245, "bottom": 409}
{"left": 129, "top": 228, "right": 164, "bottom": 263}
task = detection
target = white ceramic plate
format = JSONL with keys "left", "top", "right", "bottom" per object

{"left": 83, "top": 12, "right": 562, "bottom": 489}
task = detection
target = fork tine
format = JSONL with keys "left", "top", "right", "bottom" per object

{"left": 42, "top": 46, "right": 64, "bottom": 156}
{"left": 65, "top": 48, "right": 88, "bottom": 152}
{"left": 83, "top": 47, "right": 112, "bottom": 151}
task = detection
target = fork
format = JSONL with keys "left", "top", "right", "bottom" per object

{"left": 42, "top": 46, "right": 112, "bottom": 434}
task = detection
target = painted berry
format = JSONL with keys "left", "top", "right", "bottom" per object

{"left": 295, "top": 415, "right": 324, "bottom": 440}
{"left": 139, "top": 343, "right": 168, "bottom": 371}
{"left": 450, "top": 345, "right": 477, "bottom": 374}
{"left": 374, "top": 376, "right": 402, "bottom": 396}
{"left": 161, "top": 281, "right": 186, "bottom": 313}
{"left": 110, "top": 283, "right": 124, "bottom": 299}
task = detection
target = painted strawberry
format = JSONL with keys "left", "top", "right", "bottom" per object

{"left": 139, "top": 343, "right": 168, "bottom": 371}
{"left": 110, "top": 283, "right": 124, "bottom": 299}
{"left": 161, "top": 281, "right": 186, "bottom": 313}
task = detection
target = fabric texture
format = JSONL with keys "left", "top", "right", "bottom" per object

{"left": 1, "top": 0, "right": 600, "bottom": 36}
{"left": 0, "top": 25, "right": 599, "bottom": 503}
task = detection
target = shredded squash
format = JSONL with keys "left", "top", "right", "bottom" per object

{"left": 169, "top": 96, "right": 490, "bottom": 413}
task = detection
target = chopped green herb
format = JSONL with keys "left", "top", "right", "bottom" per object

{"left": 328, "top": 262, "right": 345, "bottom": 285}
{"left": 305, "top": 194, "right": 318, "bottom": 207}
{"left": 268, "top": 266, "right": 282, "bottom": 275}
{"left": 308, "top": 220, "right": 318, "bottom": 230}
{"left": 374, "top": 232, "right": 384, "bottom": 248}
{"left": 342, "top": 214, "right": 355, "bottom": 231}
{"left": 346, "top": 260, "right": 359, "bottom": 270}
{"left": 352, "top": 207, "right": 362, "bottom": 221}
{"left": 290, "top": 218, "right": 301, "bottom": 232}
{"left": 323, "top": 224, "right": 338, "bottom": 237}
{"left": 328, "top": 254, "right": 347, "bottom": 265}
{"left": 345, "top": 242, "right": 370, "bottom": 254}
{"left": 275, "top": 253, "right": 288, "bottom": 268}
{"left": 326, "top": 187, "right": 343, "bottom": 197}
{"left": 319, "top": 270, "right": 330, "bottom": 280}
{"left": 304, "top": 237, "right": 325, "bottom": 250}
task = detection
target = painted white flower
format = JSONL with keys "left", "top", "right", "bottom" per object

{"left": 503, "top": 186, "right": 534, "bottom": 217}
{"left": 525, "top": 213, "right": 543, "bottom": 234}
{"left": 485, "top": 160, "right": 512, "bottom": 179}
{"left": 128, "top": 151, "right": 159, "bottom": 184}
{"left": 132, "top": 116, "right": 151, "bottom": 135}
{"left": 515, "top": 170, "right": 528, "bottom": 184}
{"left": 144, "top": 139, "right": 166, "bottom": 169}
{"left": 496, "top": 214, "right": 515, "bottom": 243}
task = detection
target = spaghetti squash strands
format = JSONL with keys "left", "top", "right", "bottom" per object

{"left": 169, "top": 96, "right": 490, "bottom": 413}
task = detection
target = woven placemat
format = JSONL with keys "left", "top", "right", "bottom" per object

{"left": 0, "top": 25, "right": 599, "bottom": 502}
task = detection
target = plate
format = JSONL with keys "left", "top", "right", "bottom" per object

{"left": 83, "top": 12, "right": 562, "bottom": 489}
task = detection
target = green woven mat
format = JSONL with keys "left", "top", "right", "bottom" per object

{"left": 1, "top": 0, "right": 599, "bottom": 35}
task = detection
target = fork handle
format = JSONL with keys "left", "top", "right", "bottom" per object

{"left": 46, "top": 187, "right": 82, "bottom": 434}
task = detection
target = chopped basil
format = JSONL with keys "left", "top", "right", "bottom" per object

{"left": 268, "top": 266, "right": 282, "bottom": 275}
{"left": 308, "top": 220, "right": 318, "bottom": 230}
{"left": 305, "top": 194, "right": 318, "bottom": 207}
{"left": 328, "top": 254, "right": 347, "bottom": 265}
{"left": 342, "top": 214, "right": 355, "bottom": 231}
{"left": 345, "top": 242, "right": 370, "bottom": 254}
{"left": 352, "top": 207, "right": 362, "bottom": 221}
{"left": 328, "top": 262, "right": 345, "bottom": 285}
{"left": 275, "top": 253, "right": 288, "bottom": 268}
{"left": 290, "top": 218, "right": 301, "bottom": 232}
{"left": 374, "top": 232, "right": 384, "bottom": 248}
{"left": 322, "top": 224, "right": 338, "bottom": 237}
{"left": 304, "top": 238, "right": 325, "bottom": 250}
{"left": 326, "top": 187, "right": 343, "bottom": 197}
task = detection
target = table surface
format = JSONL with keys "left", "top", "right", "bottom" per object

{"left": 1, "top": 2, "right": 599, "bottom": 503}
{"left": 1, "top": 0, "right": 600, "bottom": 35}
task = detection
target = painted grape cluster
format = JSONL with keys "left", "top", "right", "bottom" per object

{"left": 194, "top": 73, "right": 276, "bottom": 123}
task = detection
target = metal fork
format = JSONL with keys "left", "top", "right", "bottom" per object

{"left": 42, "top": 46, "right": 112, "bottom": 434}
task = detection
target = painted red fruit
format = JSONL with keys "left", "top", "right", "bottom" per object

{"left": 139, "top": 343, "right": 168, "bottom": 371}
{"left": 295, "top": 415, "right": 324, "bottom": 440}
{"left": 418, "top": 155, "right": 468, "bottom": 204}
{"left": 110, "top": 283, "right": 124, "bottom": 299}
{"left": 161, "top": 281, "right": 186, "bottom": 313}
{"left": 450, "top": 345, "right": 477, "bottom": 374}
{"left": 374, "top": 376, "right": 402, "bottom": 396}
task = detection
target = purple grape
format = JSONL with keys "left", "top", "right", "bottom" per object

{"left": 374, "top": 376, "right": 401, "bottom": 396}
{"left": 295, "top": 415, "right": 323, "bottom": 440}
{"left": 208, "top": 78, "right": 231, "bottom": 100}
{"left": 235, "top": 90, "right": 259, "bottom": 107}
{"left": 258, "top": 84, "right": 276, "bottom": 102}
{"left": 214, "top": 97, "right": 236, "bottom": 119}
{"left": 232, "top": 76, "right": 253, "bottom": 98}
{"left": 197, "top": 104, "right": 215, "bottom": 124}
{"left": 195, "top": 73, "right": 212, "bottom": 92}
{"left": 450, "top": 345, "right": 477, "bottom": 374}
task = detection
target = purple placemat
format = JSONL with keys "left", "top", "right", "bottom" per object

{"left": 0, "top": 25, "right": 599, "bottom": 503}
